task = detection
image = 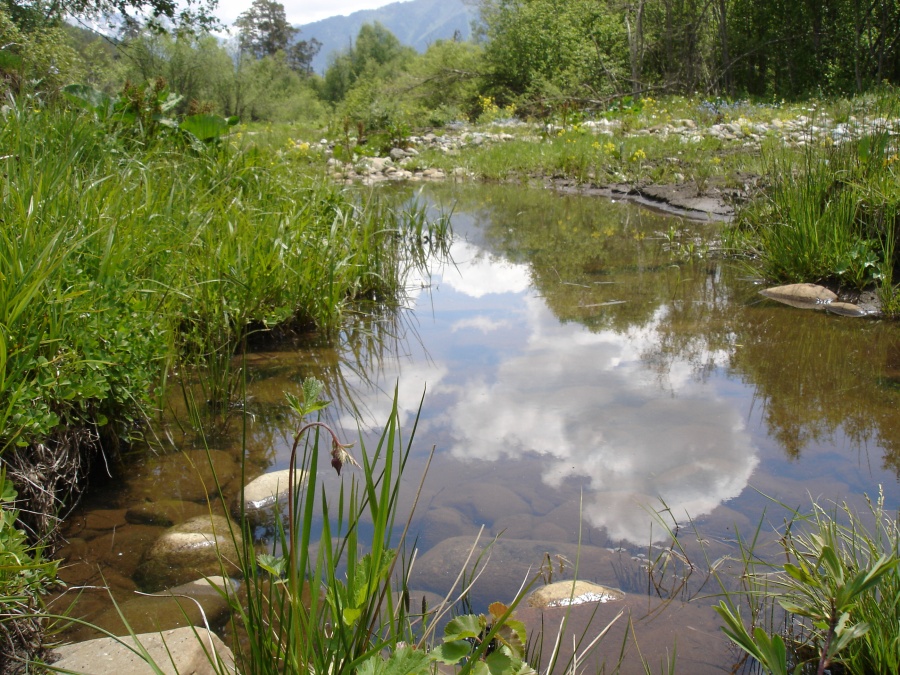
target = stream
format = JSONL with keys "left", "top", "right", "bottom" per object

{"left": 55, "top": 182, "right": 900, "bottom": 672}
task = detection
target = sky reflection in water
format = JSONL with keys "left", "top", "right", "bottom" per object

{"left": 334, "top": 231, "right": 758, "bottom": 545}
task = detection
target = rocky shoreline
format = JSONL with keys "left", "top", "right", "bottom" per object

{"left": 301, "top": 110, "right": 900, "bottom": 224}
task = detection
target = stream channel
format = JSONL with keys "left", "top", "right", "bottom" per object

{"left": 55, "top": 182, "right": 900, "bottom": 673}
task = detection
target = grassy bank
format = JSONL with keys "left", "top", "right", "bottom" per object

{"left": 298, "top": 90, "right": 900, "bottom": 311}
{"left": 0, "top": 97, "right": 445, "bottom": 669}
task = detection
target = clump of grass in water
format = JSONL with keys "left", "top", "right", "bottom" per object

{"left": 731, "top": 105, "right": 900, "bottom": 309}
{"left": 224, "top": 379, "right": 545, "bottom": 674}
{"left": 714, "top": 489, "right": 900, "bottom": 674}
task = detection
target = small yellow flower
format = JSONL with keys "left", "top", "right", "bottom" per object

{"left": 603, "top": 142, "right": 616, "bottom": 154}
{"left": 631, "top": 148, "right": 647, "bottom": 162}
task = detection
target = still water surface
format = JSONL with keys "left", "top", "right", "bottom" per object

{"left": 60, "top": 183, "right": 900, "bottom": 671}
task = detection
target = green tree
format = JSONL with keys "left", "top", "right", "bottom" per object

{"left": 236, "top": 0, "right": 295, "bottom": 59}
{"left": 479, "top": 0, "right": 628, "bottom": 108}
{"left": 322, "top": 22, "right": 413, "bottom": 103}
{"left": 235, "top": 0, "right": 320, "bottom": 74}
{"left": 0, "top": 5, "right": 83, "bottom": 96}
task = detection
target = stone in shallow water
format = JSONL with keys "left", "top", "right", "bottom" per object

{"left": 231, "top": 468, "right": 306, "bottom": 527}
{"left": 759, "top": 283, "right": 837, "bottom": 309}
{"left": 134, "top": 515, "right": 242, "bottom": 592}
{"left": 528, "top": 580, "right": 624, "bottom": 608}
{"left": 67, "top": 577, "right": 233, "bottom": 642}
{"left": 126, "top": 499, "right": 216, "bottom": 527}
{"left": 51, "top": 626, "right": 235, "bottom": 675}
{"left": 126, "top": 450, "right": 241, "bottom": 504}
{"left": 413, "top": 536, "right": 619, "bottom": 607}
{"left": 826, "top": 301, "right": 869, "bottom": 317}
{"left": 517, "top": 594, "right": 728, "bottom": 673}
{"left": 430, "top": 482, "right": 530, "bottom": 525}
{"left": 83, "top": 524, "right": 165, "bottom": 579}
{"left": 415, "top": 507, "right": 475, "bottom": 551}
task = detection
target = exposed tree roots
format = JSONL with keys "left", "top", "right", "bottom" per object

{"left": 1, "top": 425, "right": 104, "bottom": 673}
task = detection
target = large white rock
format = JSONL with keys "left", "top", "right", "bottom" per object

{"left": 51, "top": 626, "right": 235, "bottom": 675}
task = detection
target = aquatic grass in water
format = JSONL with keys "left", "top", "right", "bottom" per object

{"left": 732, "top": 106, "right": 900, "bottom": 302}
{"left": 0, "top": 101, "right": 449, "bottom": 452}
{"left": 714, "top": 491, "right": 900, "bottom": 674}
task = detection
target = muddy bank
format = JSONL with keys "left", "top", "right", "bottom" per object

{"left": 549, "top": 177, "right": 746, "bottom": 222}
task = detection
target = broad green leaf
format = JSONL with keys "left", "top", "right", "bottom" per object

{"left": 180, "top": 114, "right": 230, "bottom": 142}
{"left": 752, "top": 627, "right": 789, "bottom": 675}
{"left": 432, "top": 640, "right": 472, "bottom": 664}
{"left": 358, "top": 647, "right": 433, "bottom": 675}
{"left": 1, "top": 478, "right": 16, "bottom": 503}
{"left": 63, "top": 84, "right": 113, "bottom": 117}
{"left": 257, "top": 553, "right": 286, "bottom": 577}
{"left": 783, "top": 562, "right": 815, "bottom": 586}
{"left": 343, "top": 606, "right": 362, "bottom": 625}
{"left": 445, "top": 613, "right": 484, "bottom": 640}
{"left": 485, "top": 650, "right": 512, "bottom": 675}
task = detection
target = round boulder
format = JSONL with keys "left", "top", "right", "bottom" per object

{"left": 126, "top": 449, "right": 241, "bottom": 504}
{"left": 134, "top": 515, "right": 243, "bottom": 592}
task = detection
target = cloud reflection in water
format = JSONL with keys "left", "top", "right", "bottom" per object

{"left": 345, "top": 237, "right": 759, "bottom": 545}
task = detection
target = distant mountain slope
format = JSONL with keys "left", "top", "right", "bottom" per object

{"left": 297, "top": 0, "right": 478, "bottom": 74}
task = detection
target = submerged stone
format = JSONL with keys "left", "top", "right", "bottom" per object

{"left": 66, "top": 577, "right": 233, "bottom": 642}
{"left": 413, "top": 537, "right": 619, "bottom": 606}
{"left": 126, "top": 499, "right": 215, "bottom": 527}
{"left": 528, "top": 580, "right": 624, "bottom": 608}
{"left": 232, "top": 468, "right": 306, "bottom": 527}
{"left": 134, "top": 515, "right": 242, "bottom": 592}
{"left": 759, "top": 283, "right": 837, "bottom": 309}
{"left": 126, "top": 449, "right": 241, "bottom": 504}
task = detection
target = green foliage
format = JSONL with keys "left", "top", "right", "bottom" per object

{"left": 322, "top": 22, "right": 415, "bottom": 106}
{"left": 0, "top": 6, "right": 83, "bottom": 98}
{"left": 235, "top": 0, "right": 296, "bottom": 60}
{"left": 715, "top": 491, "right": 900, "bottom": 674}
{"left": 733, "top": 121, "right": 900, "bottom": 297}
{"left": 479, "top": 0, "right": 627, "bottom": 109}
{"left": 0, "top": 98, "right": 446, "bottom": 448}
{"left": 226, "top": 383, "right": 543, "bottom": 675}
{"left": 431, "top": 602, "right": 533, "bottom": 674}
{"left": 0, "top": 470, "right": 59, "bottom": 669}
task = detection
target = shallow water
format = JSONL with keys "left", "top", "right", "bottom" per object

{"left": 57, "top": 183, "right": 900, "bottom": 671}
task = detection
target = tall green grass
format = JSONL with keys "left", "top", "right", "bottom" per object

{"left": 0, "top": 100, "right": 447, "bottom": 456}
{"left": 730, "top": 122, "right": 900, "bottom": 302}
{"left": 0, "top": 97, "right": 447, "bottom": 667}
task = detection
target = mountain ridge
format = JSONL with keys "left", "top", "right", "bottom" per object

{"left": 296, "top": 0, "right": 478, "bottom": 74}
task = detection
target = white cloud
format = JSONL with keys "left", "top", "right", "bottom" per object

{"left": 437, "top": 240, "right": 531, "bottom": 298}
{"left": 444, "top": 296, "right": 758, "bottom": 544}
{"left": 451, "top": 316, "right": 510, "bottom": 333}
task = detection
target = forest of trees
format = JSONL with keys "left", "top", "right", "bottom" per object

{"left": 2, "top": 0, "right": 900, "bottom": 126}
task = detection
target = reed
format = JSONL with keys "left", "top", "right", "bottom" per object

{"left": 731, "top": 109, "right": 900, "bottom": 304}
